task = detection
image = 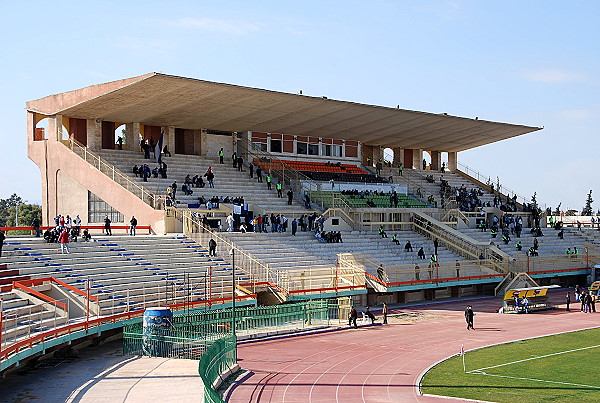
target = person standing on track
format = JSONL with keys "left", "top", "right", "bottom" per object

{"left": 566, "top": 292, "right": 571, "bottom": 311}
{"left": 349, "top": 306, "right": 358, "bottom": 329}
{"left": 382, "top": 302, "right": 388, "bottom": 324}
{"left": 465, "top": 305, "right": 474, "bottom": 330}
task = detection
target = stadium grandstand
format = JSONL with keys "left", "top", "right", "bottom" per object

{"left": 1, "top": 73, "right": 598, "bottom": 397}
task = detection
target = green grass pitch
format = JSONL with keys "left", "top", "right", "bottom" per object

{"left": 421, "top": 327, "right": 600, "bottom": 402}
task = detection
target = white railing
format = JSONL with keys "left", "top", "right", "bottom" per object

{"left": 412, "top": 211, "right": 509, "bottom": 273}
{"left": 457, "top": 161, "right": 529, "bottom": 205}
{"left": 1, "top": 298, "right": 69, "bottom": 350}
{"left": 240, "top": 140, "right": 325, "bottom": 210}
{"left": 170, "top": 208, "right": 286, "bottom": 295}
{"left": 63, "top": 138, "right": 161, "bottom": 209}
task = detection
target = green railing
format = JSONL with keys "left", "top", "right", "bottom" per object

{"left": 123, "top": 299, "right": 345, "bottom": 402}
{"left": 200, "top": 334, "right": 237, "bottom": 403}
{"left": 123, "top": 300, "right": 342, "bottom": 358}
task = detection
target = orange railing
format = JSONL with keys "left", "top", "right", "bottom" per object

{"left": 12, "top": 277, "right": 99, "bottom": 303}
{"left": 0, "top": 293, "right": 255, "bottom": 364}
{"left": 11, "top": 282, "right": 67, "bottom": 310}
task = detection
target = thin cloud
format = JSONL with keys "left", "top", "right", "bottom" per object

{"left": 520, "top": 69, "right": 586, "bottom": 83}
{"left": 560, "top": 109, "right": 591, "bottom": 120}
{"left": 413, "top": 1, "right": 462, "bottom": 20}
{"left": 109, "top": 35, "right": 173, "bottom": 56}
{"left": 153, "top": 17, "right": 263, "bottom": 35}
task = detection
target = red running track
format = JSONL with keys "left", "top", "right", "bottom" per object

{"left": 230, "top": 295, "right": 600, "bottom": 402}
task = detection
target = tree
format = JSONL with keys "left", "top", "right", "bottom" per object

{"left": 553, "top": 202, "right": 562, "bottom": 216}
{"left": 0, "top": 194, "right": 41, "bottom": 234}
{"left": 582, "top": 190, "right": 593, "bottom": 216}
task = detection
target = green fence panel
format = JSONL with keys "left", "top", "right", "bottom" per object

{"left": 199, "top": 334, "right": 237, "bottom": 403}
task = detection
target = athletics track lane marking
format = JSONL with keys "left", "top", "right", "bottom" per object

{"left": 280, "top": 335, "right": 368, "bottom": 402}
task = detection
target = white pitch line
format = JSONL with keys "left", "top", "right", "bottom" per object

{"left": 468, "top": 343, "right": 600, "bottom": 373}
{"left": 469, "top": 371, "right": 600, "bottom": 390}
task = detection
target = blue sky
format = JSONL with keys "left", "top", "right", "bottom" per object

{"left": 1, "top": 0, "right": 597, "bottom": 212}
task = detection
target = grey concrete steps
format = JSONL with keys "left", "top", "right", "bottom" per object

{"left": 98, "top": 150, "right": 297, "bottom": 211}
{"left": 458, "top": 227, "right": 583, "bottom": 257}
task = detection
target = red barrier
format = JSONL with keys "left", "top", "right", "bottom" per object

{"left": 385, "top": 273, "right": 505, "bottom": 287}
{"left": 0, "top": 293, "right": 254, "bottom": 363}
{"left": 527, "top": 267, "right": 588, "bottom": 275}
{"left": 0, "top": 225, "right": 152, "bottom": 234}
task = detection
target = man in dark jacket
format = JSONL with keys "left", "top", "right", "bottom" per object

{"left": 129, "top": 216, "right": 138, "bottom": 236}
{"left": 349, "top": 306, "right": 358, "bottom": 329}
{"left": 465, "top": 305, "right": 474, "bottom": 330}
{"left": 31, "top": 217, "right": 41, "bottom": 237}
{"left": 208, "top": 238, "right": 217, "bottom": 257}
{"left": 0, "top": 230, "right": 5, "bottom": 257}
{"left": 104, "top": 216, "right": 112, "bottom": 236}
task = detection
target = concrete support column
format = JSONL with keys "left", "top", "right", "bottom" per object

{"left": 86, "top": 119, "right": 101, "bottom": 150}
{"left": 357, "top": 141, "right": 362, "bottom": 163}
{"left": 200, "top": 129, "right": 208, "bottom": 157}
{"left": 412, "top": 148, "right": 423, "bottom": 170}
{"left": 448, "top": 151, "right": 458, "bottom": 171}
{"left": 266, "top": 133, "right": 271, "bottom": 153}
{"left": 193, "top": 130, "right": 202, "bottom": 155}
{"left": 341, "top": 140, "right": 346, "bottom": 158}
{"left": 293, "top": 136, "right": 298, "bottom": 156}
{"left": 372, "top": 146, "right": 383, "bottom": 164}
{"left": 163, "top": 126, "right": 175, "bottom": 155}
{"left": 394, "top": 147, "right": 404, "bottom": 166}
{"left": 48, "top": 115, "right": 63, "bottom": 142}
{"left": 125, "top": 122, "right": 140, "bottom": 151}
{"left": 430, "top": 151, "right": 442, "bottom": 171}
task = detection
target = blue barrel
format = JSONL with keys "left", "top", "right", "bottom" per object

{"left": 142, "top": 307, "right": 173, "bottom": 357}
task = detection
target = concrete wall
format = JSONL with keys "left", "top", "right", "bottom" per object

{"left": 57, "top": 170, "right": 89, "bottom": 223}
{"left": 202, "top": 133, "right": 233, "bottom": 160}
{"left": 27, "top": 111, "right": 166, "bottom": 233}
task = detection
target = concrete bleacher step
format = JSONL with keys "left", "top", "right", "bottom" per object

{"left": 0, "top": 234, "right": 250, "bottom": 338}
{"left": 98, "top": 149, "right": 296, "bottom": 211}
{"left": 222, "top": 228, "right": 470, "bottom": 277}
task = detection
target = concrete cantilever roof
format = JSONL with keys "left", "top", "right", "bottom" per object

{"left": 26, "top": 72, "right": 542, "bottom": 152}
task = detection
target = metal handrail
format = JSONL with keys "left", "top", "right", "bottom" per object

{"left": 457, "top": 161, "right": 529, "bottom": 205}
{"left": 170, "top": 208, "right": 286, "bottom": 294}
{"left": 239, "top": 139, "right": 326, "bottom": 209}
{"left": 63, "top": 138, "right": 160, "bottom": 209}
{"left": 412, "top": 211, "right": 509, "bottom": 273}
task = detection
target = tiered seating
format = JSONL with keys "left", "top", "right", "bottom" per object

{"left": 98, "top": 150, "right": 293, "bottom": 212}
{"left": 254, "top": 158, "right": 386, "bottom": 183}
{"left": 0, "top": 235, "right": 247, "bottom": 345}
{"left": 310, "top": 191, "right": 426, "bottom": 208}
{"left": 458, "top": 227, "right": 582, "bottom": 258}
{"left": 223, "top": 230, "right": 490, "bottom": 283}
{"left": 303, "top": 171, "right": 387, "bottom": 183}
{"left": 380, "top": 166, "right": 497, "bottom": 210}
{"left": 256, "top": 159, "right": 368, "bottom": 174}
{"left": 0, "top": 289, "right": 68, "bottom": 346}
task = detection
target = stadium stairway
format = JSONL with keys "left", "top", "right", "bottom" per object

{"left": 98, "top": 149, "right": 305, "bottom": 213}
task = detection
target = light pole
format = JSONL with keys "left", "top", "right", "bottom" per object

{"left": 15, "top": 201, "right": 22, "bottom": 227}
{"left": 229, "top": 248, "right": 236, "bottom": 337}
